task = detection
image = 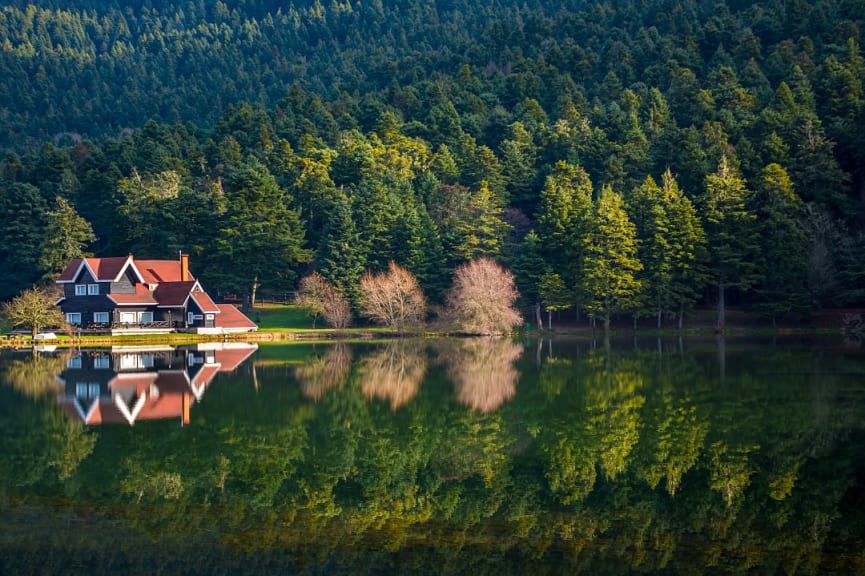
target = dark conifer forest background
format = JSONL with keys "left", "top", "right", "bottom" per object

{"left": 1, "top": 0, "right": 863, "bottom": 324}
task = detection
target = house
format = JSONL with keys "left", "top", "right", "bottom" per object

{"left": 56, "top": 343, "right": 259, "bottom": 426}
{"left": 56, "top": 253, "right": 257, "bottom": 334}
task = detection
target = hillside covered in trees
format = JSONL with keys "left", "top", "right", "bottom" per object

{"left": 1, "top": 0, "right": 863, "bottom": 325}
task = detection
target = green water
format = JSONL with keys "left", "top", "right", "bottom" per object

{"left": 1, "top": 336, "right": 864, "bottom": 575}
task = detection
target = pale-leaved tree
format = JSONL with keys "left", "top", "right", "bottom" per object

{"left": 444, "top": 258, "right": 522, "bottom": 335}
{"left": 357, "top": 261, "right": 427, "bottom": 332}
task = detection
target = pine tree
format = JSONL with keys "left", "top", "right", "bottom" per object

{"left": 536, "top": 161, "right": 593, "bottom": 309}
{"left": 701, "top": 156, "right": 760, "bottom": 328}
{"left": 214, "top": 159, "right": 311, "bottom": 308}
{"left": 316, "top": 194, "right": 366, "bottom": 306}
{"left": 0, "top": 183, "right": 50, "bottom": 299}
{"left": 748, "top": 163, "right": 810, "bottom": 322}
{"left": 662, "top": 170, "right": 709, "bottom": 328}
{"left": 510, "top": 230, "right": 547, "bottom": 329}
{"left": 581, "top": 187, "right": 643, "bottom": 332}
{"left": 39, "top": 197, "right": 96, "bottom": 278}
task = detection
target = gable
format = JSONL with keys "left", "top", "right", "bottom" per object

{"left": 58, "top": 256, "right": 136, "bottom": 284}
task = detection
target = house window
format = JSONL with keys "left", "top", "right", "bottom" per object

{"left": 74, "top": 285, "right": 86, "bottom": 296}
{"left": 206, "top": 313, "right": 214, "bottom": 320}
{"left": 93, "top": 312, "right": 109, "bottom": 324}
{"left": 66, "top": 313, "right": 81, "bottom": 325}
{"left": 67, "top": 356, "right": 82, "bottom": 369}
{"left": 87, "top": 284, "right": 99, "bottom": 295}
{"left": 139, "top": 312, "right": 153, "bottom": 323}
{"left": 94, "top": 356, "right": 110, "bottom": 369}
{"left": 188, "top": 312, "right": 195, "bottom": 324}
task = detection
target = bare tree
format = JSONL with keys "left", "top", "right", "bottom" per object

{"left": 3, "top": 286, "right": 65, "bottom": 340}
{"left": 294, "top": 272, "right": 352, "bottom": 329}
{"left": 357, "top": 262, "right": 427, "bottom": 332}
{"left": 444, "top": 258, "right": 522, "bottom": 335}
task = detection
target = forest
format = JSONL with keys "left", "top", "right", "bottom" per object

{"left": 1, "top": 0, "right": 864, "bottom": 326}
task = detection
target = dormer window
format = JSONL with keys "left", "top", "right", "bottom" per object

{"left": 87, "top": 284, "right": 99, "bottom": 295}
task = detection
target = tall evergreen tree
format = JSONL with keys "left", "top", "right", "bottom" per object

{"left": 39, "top": 197, "right": 96, "bottom": 279}
{"left": 701, "top": 156, "right": 760, "bottom": 328}
{"left": 316, "top": 194, "right": 366, "bottom": 305}
{"left": 0, "top": 183, "right": 50, "bottom": 299}
{"left": 214, "top": 159, "right": 311, "bottom": 308}
{"left": 662, "top": 170, "right": 709, "bottom": 328}
{"left": 510, "top": 229, "right": 547, "bottom": 329}
{"left": 535, "top": 161, "right": 594, "bottom": 308}
{"left": 581, "top": 187, "right": 643, "bottom": 332}
{"left": 748, "top": 163, "right": 810, "bottom": 322}
{"left": 396, "top": 200, "right": 448, "bottom": 302}
{"left": 452, "top": 181, "right": 509, "bottom": 262}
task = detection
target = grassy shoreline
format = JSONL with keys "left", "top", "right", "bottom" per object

{"left": 1, "top": 303, "right": 852, "bottom": 349}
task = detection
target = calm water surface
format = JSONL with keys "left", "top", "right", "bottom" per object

{"left": 1, "top": 336, "right": 863, "bottom": 575}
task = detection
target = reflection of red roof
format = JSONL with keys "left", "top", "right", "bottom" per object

{"left": 190, "top": 364, "right": 222, "bottom": 395}
{"left": 154, "top": 281, "right": 197, "bottom": 307}
{"left": 60, "top": 344, "right": 258, "bottom": 426}
{"left": 191, "top": 289, "right": 221, "bottom": 314}
{"left": 214, "top": 344, "right": 258, "bottom": 371}
{"left": 107, "top": 284, "right": 158, "bottom": 305}
{"left": 109, "top": 372, "right": 160, "bottom": 391}
{"left": 216, "top": 304, "right": 257, "bottom": 330}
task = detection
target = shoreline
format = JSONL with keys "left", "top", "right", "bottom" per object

{"left": 0, "top": 325, "right": 849, "bottom": 350}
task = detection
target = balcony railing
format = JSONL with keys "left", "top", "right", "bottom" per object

{"left": 80, "top": 321, "right": 174, "bottom": 332}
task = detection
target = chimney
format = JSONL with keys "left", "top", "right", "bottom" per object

{"left": 180, "top": 252, "right": 190, "bottom": 282}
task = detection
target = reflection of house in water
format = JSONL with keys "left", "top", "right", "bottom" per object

{"left": 56, "top": 343, "right": 257, "bottom": 425}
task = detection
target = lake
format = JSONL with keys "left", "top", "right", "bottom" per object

{"left": 1, "top": 336, "right": 863, "bottom": 575}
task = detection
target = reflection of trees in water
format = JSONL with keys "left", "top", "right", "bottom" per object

{"left": 439, "top": 338, "right": 523, "bottom": 413}
{"left": 359, "top": 340, "right": 427, "bottom": 410}
{"left": 294, "top": 344, "right": 353, "bottom": 401}
{"left": 1, "top": 352, "right": 96, "bottom": 483}
{"left": 44, "top": 407, "right": 96, "bottom": 481}
{"left": 2, "top": 341, "right": 864, "bottom": 574}
{"left": 540, "top": 352, "right": 647, "bottom": 504}
{"left": 1, "top": 352, "right": 66, "bottom": 398}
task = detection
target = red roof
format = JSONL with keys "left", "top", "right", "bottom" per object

{"left": 135, "top": 259, "right": 194, "bottom": 283}
{"left": 216, "top": 304, "right": 258, "bottom": 330}
{"left": 154, "top": 281, "right": 197, "bottom": 307}
{"left": 58, "top": 257, "right": 130, "bottom": 282}
{"left": 191, "top": 289, "right": 221, "bottom": 314}
{"left": 107, "top": 284, "right": 158, "bottom": 306}
{"left": 57, "top": 255, "right": 195, "bottom": 284}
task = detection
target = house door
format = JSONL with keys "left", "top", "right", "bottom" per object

{"left": 119, "top": 312, "right": 137, "bottom": 325}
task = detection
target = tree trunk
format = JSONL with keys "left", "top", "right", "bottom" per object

{"left": 603, "top": 314, "right": 611, "bottom": 333}
{"left": 250, "top": 275, "right": 259, "bottom": 310}
{"left": 548, "top": 309, "right": 552, "bottom": 331}
{"left": 678, "top": 303, "right": 684, "bottom": 330}
{"left": 535, "top": 302, "right": 542, "bottom": 332}
{"left": 657, "top": 307, "right": 662, "bottom": 329}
